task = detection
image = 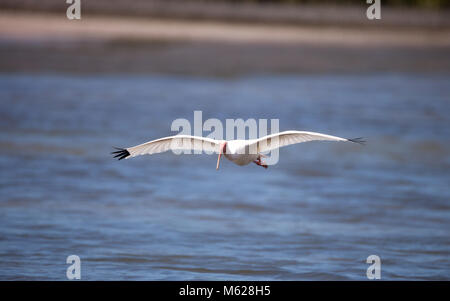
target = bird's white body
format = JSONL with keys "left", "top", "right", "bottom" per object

{"left": 223, "top": 140, "right": 259, "bottom": 166}
{"left": 112, "top": 131, "right": 364, "bottom": 169}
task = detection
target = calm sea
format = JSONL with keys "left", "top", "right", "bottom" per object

{"left": 0, "top": 73, "right": 449, "bottom": 280}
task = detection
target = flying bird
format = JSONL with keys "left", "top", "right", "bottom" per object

{"left": 112, "top": 131, "right": 365, "bottom": 169}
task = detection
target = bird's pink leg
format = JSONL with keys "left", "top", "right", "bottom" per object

{"left": 253, "top": 158, "right": 268, "bottom": 169}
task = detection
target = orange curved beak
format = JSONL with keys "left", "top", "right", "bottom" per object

{"left": 216, "top": 142, "right": 226, "bottom": 170}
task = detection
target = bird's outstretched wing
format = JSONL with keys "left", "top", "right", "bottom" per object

{"left": 248, "top": 131, "right": 365, "bottom": 154}
{"left": 112, "top": 135, "right": 224, "bottom": 160}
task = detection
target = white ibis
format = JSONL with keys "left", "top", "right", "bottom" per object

{"left": 112, "top": 131, "right": 364, "bottom": 169}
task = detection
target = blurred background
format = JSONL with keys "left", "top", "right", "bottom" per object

{"left": 0, "top": 0, "right": 449, "bottom": 280}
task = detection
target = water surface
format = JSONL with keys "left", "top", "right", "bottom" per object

{"left": 0, "top": 73, "right": 449, "bottom": 280}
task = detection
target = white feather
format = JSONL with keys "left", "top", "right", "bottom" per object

{"left": 248, "top": 130, "right": 351, "bottom": 154}
{"left": 126, "top": 135, "right": 223, "bottom": 159}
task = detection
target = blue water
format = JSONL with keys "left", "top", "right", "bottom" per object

{"left": 0, "top": 73, "right": 449, "bottom": 280}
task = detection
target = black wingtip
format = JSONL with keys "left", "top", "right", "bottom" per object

{"left": 111, "top": 147, "right": 130, "bottom": 160}
{"left": 347, "top": 137, "right": 366, "bottom": 145}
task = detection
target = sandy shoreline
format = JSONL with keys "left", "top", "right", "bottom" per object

{"left": 1, "top": 12, "right": 449, "bottom": 46}
{"left": 0, "top": 12, "right": 449, "bottom": 76}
